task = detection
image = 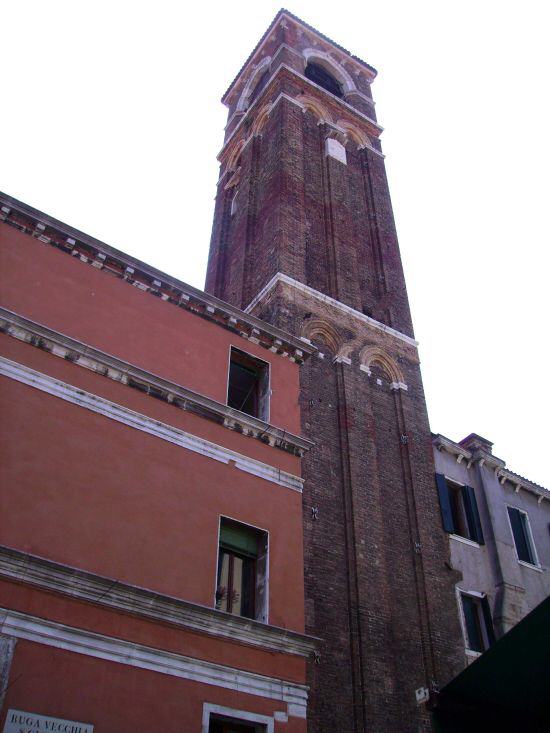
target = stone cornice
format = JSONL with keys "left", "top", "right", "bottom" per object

{"left": 245, "top": 273, "right": 418, "bottom": 348}
{"left": 0, "top": 611, "right": 309, "bottom": 718}
{"left": 432, "top": 433, "right": 549, "bottom": 503}
{"left": 0, "top": 357, "right": 304, "bottom": 492}
{"left": 0, "top": 546, "right": 318, "bottom": 659}
{"left": 0, "top": 308, "right": 313, "bottom": 457}
{"left": 221, "top": 9, "right": 377, "bottom": 106}
{"left": 0, "top": 194, "right": 315, "bottom": 365}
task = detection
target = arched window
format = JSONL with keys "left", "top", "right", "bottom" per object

{"left": 248, "top": 70, "right": 270, "bottom": 105}
{"left": 304, "top": 62, "right": 343, "bottom": 98}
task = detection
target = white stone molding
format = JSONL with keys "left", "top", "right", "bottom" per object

{"left": 0, "top": 608, "right": 308, "bottom": 718}
{"left": 244, "top": 273, "right": 419, "bottom": 348}
{"left": 0, "top": 309, "right": 313, "bottom": 457}
{"left": 0, "top": 196, "right": 314, "bottom": 366}
{"left": 202, "top": 704, "right": 276, "bottom": 733}
{"left": 0, "top": 546, "right": 317, "bottom": 658}
{"left": 218, "top": 64, "right": 383, "bottom": 164}
{"left": 221, "top": 12, "right": 376, "bottom": 106}
{"left": 0, "top": 357, "right": 304, "bottom": 493}
{"left": 325, "top": 137, "right": 347, "bottom": 164}
{"left": 236, "top": 56, "right": 272, "bottom": 112}
{"left": 302, "top": 47, "right": 357, "bottom": 93}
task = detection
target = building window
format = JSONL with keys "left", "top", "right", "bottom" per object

{"left": 216, "top": 518, "right": 268, "bottom": 622}
{"left": 227, "top": 347, "right": 270, "bottom": 420}
{"left": 459, "top": 592, "right": 495, "bottom": 653}
{"left": 209, "top": 717, "right": 266, "bottom": 733}
{"left": 435, "top": 474, "right": 484, "bottom": 544}
{"left": 304, "top": 62, "right": 343, "bottom": 98}
{"left": 204, "top": 705, "right": 272, "bottom": 733}
{"left": 507, "top": 507, "right": 538, "bottom": 566}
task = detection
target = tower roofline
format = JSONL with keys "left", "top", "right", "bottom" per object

{"left": 221, "top": 8, "right": 378, "bottom": 106}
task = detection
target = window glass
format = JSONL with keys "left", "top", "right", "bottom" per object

{"left": 508, "top": 507, "right": 536, "bottom": 564}
{"left": 216, "top": 518, "right": 268, "bottom": 622}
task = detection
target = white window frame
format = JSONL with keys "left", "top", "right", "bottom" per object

{"left": 214, "top": 514, "right": 270, "bottom": 624}
{"left": 202, "top": 703, "right": 274, "bottom": 733}
{"left": 505, "top": 504, "right": 540, "bottom": 569}
{"left": 456, "top": 587, "right": 492, "bottom": 657}
{"left": 226, "top": 345, "right": 271, "bottom": 423}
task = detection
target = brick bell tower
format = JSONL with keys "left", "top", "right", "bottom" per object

{"left": 206, "top": 10, "right": 464, "bottom": 733}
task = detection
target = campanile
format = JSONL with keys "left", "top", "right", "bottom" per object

{"left": 206, "top": 10, "right": 464, "bottom": 732}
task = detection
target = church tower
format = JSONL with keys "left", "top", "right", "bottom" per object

{"left": 206, "top": 10, "right": 464, "bottom": 732}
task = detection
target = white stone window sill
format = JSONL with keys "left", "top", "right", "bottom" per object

{"left": 465, "top": 648, "right": 482, "bottom": 659}
{"left": 518, "top": 560, "right": 543, "bottom": 572}
{"left": 450, "top": 534, "right": 480, "bottom": 548}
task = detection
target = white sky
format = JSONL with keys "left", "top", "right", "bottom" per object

{"left": 1, "top": 0, "right": 549, "bottom": 486}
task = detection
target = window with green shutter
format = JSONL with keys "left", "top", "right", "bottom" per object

{"left": 507, "top": 507, "right": 538, "bottom": 566}
{"left": 460, "top": 592, "right": 495, "bottom": 653}
{"left": 435, "top": 474, "right": 484, "bottom": 544}
{"left": 216, "top": 518, "right": 268, "bottom": 622}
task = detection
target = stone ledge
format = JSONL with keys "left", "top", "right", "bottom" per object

{"left": 0, "top": 546, "right": 319, "bottom": 659}
{"left": 0, "top": 308, "right": 313, "bottom": 457}
{"left": 0, "top": 193, "right": 315, "bottom": 365}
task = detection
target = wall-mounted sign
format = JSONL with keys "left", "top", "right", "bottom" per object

{"left": 2, "top": 710, "right": 94, "bottom": 733}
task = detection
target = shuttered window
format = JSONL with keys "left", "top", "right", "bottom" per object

{"left": 507, "top": 507, "right": 537, "bottom": 565}
{"left": 216, "top": 518, "right": 268, "bottom": 622}
{"left": 460, "top": 593, "right": 495, "bottom": 653}
{"left": 436, "top": 474, "right": 484, "bottom": 544}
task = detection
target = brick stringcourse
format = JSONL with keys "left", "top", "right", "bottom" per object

{"left": 0, "top": 545, "right": 318, "bottom": 659}
{"left": 0, "top": 308, "right": 312, "bottom": 457}
{"left": 0, "top": 194, "right": 314, "bottom": 366}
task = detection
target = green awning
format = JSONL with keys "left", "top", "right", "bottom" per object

{"left": 434, "top": 596, "right": 550, "bottom": 732}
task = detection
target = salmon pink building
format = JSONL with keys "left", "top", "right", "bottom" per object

{"left": 0, "top": 193, "right": 317, "bottom": 732}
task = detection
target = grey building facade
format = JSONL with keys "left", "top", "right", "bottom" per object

{"left": 433, "top": 432, "right": 549, "bottom": 665}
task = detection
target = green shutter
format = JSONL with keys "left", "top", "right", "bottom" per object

{"left": 436, "top": 473, "right": 455, "bottom": 534}
{"left": 220, "top": 520, "right": 259, "bottom": 556}
{"left": 462, "top": 485, "right": 485, "bottom": 544}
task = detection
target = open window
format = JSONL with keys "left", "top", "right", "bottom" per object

{"left": 209, "top": 717, "right": 266, "bottom": 733}
{"left": 227, "top": 347, "right": 270, "bottom": 421}
{"left": 216, "top": 517, "right": 268, "bottom": 622}
{"left": 304, "top": 62, "right": 343, "bottom": 98}
{"left": 507, "top": 506, "right": 539, "bottom": 566}
{"left": 460, "top": 592, "right": 495, "bottom": 653}
{"left": 436, "top": 474, "right": 484, "bottom": 544}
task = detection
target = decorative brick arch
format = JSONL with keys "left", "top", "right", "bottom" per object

{"left": 336, "top": 119, "right": 370, "bottom": 149}
{"left": 236, "top": 56, "right": 272, "bottom": 112}
{"left": 251, "top": 104, "right": 272, "bottom": 136}
{"left": 296, "top": 94, "right": 333, "bottom": 124}
{"left": 359, "top": 346, "right": 404, "bottom": 383}
{"left": 301, "top": 318, "right": 343, "bottom": 355}
{"left": 302, "top": 48, "right": 357, "bottom": 94}
{"left": 226, "top": 138, "right": 245, "bottom": 171}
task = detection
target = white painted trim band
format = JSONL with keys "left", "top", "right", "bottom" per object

{"left": 0, "top": 357, "right": 303, "bottom": 493}
{"left": 0, "top": 608, "right": 308, "bottom": 717}
{"left": 244, "top": 273, "right": 418, "bottom": 347}
{"left": 0, "top": 545, "right": 318, "bottom": 658}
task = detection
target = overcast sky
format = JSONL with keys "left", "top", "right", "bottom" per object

{"left": 1, "top": 0, "right": 549, "bottom": 486}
